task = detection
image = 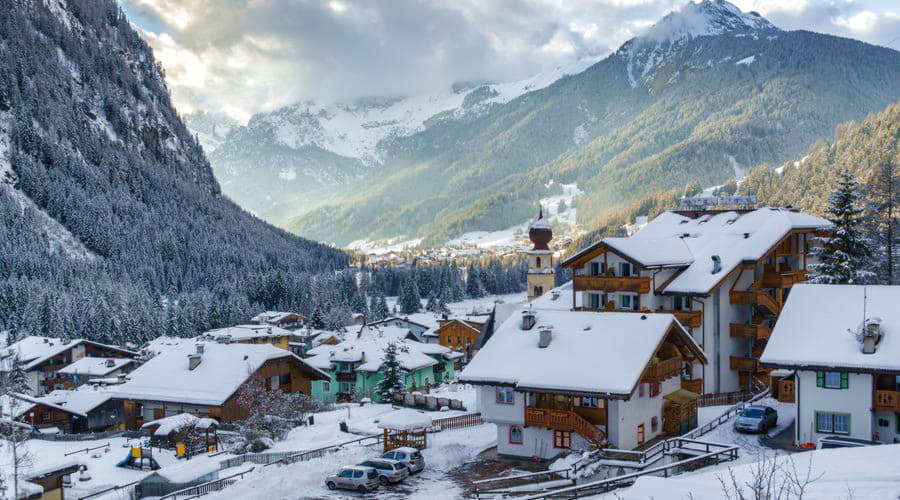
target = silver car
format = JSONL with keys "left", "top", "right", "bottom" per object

{"left": 359, "top": 458, "right": 409, "bottom": 485}
{"left": 382, "top": 447, "right": 425, "bottom": 474}
{"left": 734, "top": 405, "right": 777, "bottom": 433}
{"left": 325, "top": 466, "right": 379, "bottom": 493}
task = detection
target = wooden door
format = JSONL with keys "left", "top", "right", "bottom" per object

{"left": 637, "top": 423, "right": 645, "bottom": 446}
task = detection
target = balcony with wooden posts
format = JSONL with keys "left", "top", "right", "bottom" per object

{"left": 524, "top": 407, "right": 605, "bottom": 446}
{"left": 729, "top": 323, "right": 772, "bottom": 341}
{"left": 573, "top": 273, "right": 651, "bottom": 294}
{"left": 667, "top": 310, "right": 703, "bottom": 328}
{"left": 641, "top": 356, "right": 683, "bottom": 384}
{"left": 682, "top": 378, "right": 703, "bottom": 394}
{"left": 335, "top": 370, "right": 357, "bottom": 383}
{"left": 729, "top": 290, "right": 780, "bottom": 315}
{"left": 729, "top": 356, "right": 760, "bottom": 372}
{"left": 758, "top": 262, "right": 808, "bottom": 289}
{"left": 874, "top": 390, "right": 900, "bottom": 412}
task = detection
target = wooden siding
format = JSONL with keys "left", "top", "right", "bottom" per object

{"left": 573, "top": 275, "right": 651, "bottom": 294}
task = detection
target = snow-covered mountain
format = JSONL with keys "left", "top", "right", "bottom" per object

{"left": 183, "top": 110, "right": 238, "bottom": 153}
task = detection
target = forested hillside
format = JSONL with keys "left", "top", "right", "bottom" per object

{"left": 0, "top": 0, "right": 348, "bottom": 344}
{"left": 286, "top": 1, "right": 900, "bottom": 247}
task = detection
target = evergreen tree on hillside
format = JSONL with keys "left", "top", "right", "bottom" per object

{"left": 399, "top": 279, "right": 421, "bottom": 314}
{"left": 465, "top": 267, "right": 486, "bottom": 298}
{"left": 374, "top": 342, "right": 404, "bottom": 402}
{"left": 810, "top": 170, "right": 874, "bottom": 284}
{"left": 865, "top": 159, "right": 899, "bottom": 284}
{"left": 309, "top": 307, "right": 325, "bottom": 330}
{"left": 369, "top": 293, "right": 390, "bottom": 321}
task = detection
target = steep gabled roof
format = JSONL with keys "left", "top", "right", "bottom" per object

{"left": 1, "top": 337, "right": 137, "bottom": 371}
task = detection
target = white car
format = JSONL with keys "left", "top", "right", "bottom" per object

{"left": 325, "top": 466, "right": 379, "bottom": 493}
{"left": 382, "top": 447, "right": 425, "bottom": 473}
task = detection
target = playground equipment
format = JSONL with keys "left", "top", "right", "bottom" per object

{"left": 116, "top": 446, "right": 160, "bottom": 471}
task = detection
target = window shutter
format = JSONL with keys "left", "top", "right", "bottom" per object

{"left": 840, "top": 372, "right": 849, "bottom": 389}
{"left": 816, "top": 371, "right": 824, "bottom": 387}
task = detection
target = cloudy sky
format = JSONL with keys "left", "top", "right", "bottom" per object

{"left": 120, "top": 0, "right": 900, "bottom": 122}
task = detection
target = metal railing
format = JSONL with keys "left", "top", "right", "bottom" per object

{"left": 684, "top": 388, "right": 770, "bottom": 440}
{"left": 78, "top": 480, "right": 140, "bottom": 500}
{"left": 158, "top": 467, "right": 255, "bottom": 500}
{"left": 64, "top": 442, "right": 112, "bottom": 456}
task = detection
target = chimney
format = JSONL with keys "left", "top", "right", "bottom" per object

{"left": 861, "top": 319, "right": 882, "bottom": 354}
{"left": 538, "top": 326, "right": 553, "bottom": 348}
{"left": 267, "top": 326, "right": 273, "bottom": 335}
{"left": 117, "top": 374, "right": 126, "bottom": 384}
{"left": 711, "top": 255, "right": 722, "bottom": 274}
{"left": 188, "top": 353, "right": 202, "bottom": 370}
{"left": 196, "top": 343, "right": 204, "bottom": 354}
{"left": 521, "top": 310, "right": 536, "bottom": 330}
{"left": 105, "top": 359, "right": 115, "bottom": 368}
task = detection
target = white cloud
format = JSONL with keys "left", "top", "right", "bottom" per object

{"left": 121, "top": 0, "right": 900, "bottom": 121}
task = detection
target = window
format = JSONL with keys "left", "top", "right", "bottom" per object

{"left": 322, "top": 381, "right": 331, "bottom": 392}
{"left": 588, "top": 293, "right": 601, "bottom": 309}
{"left": 649, "top": 382, "right": 661, "bottom": 398}
{"left": 589, "top": 262, "right": 604, "bottom": 276}
{"left": 536, "top": 257, "right": 541, "bottom": 268}
{"left": 339, "top": 382, "right": 353, "bottom": 393}
{"left": 674, "top": 296, "right": 690, "bottom": 311}
{"left": 553, "top": 430, "right": 571, "bottom": 449}
{"left": 620, "top": 262, "right": 635, "bottom": 277}
{"left": 496, "top": 387, "right": 515, "bottom": 404}
{"left": 619, "top": 294, "right": 634, "bottom": 310}
{"left": 637, "top": 423, "right": 645, "bottom": 445}
{"left": 817, "top": 371, "right": 848, "bottom": 389}
{"left": 816, "top": 412, "right": 850, "bottom": 434}
{"left": 279, "top": 373, "right": 291, "bottom": 386}
{"left": 579, "top": 396, "right": 600, "bottom": 408}
{"left": 509, "top": 425, "right": 524, "bottom": 445}
{"left": 270, "top": 376, "right": 280, "bottom": 390}
{"left": 651, "top": 416, "right": 659, "bottom": 432}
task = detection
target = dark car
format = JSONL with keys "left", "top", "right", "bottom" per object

{"left": 733, "top": 405, "right": 777, "bottom": 433}
{"left": 359, "top": 458, "right": 409, "bottom": 485}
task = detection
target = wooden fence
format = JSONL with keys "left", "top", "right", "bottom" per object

{"left": 157, "top": 467, "right": 255, "bottom": 500}
{"left": 431, "top": 413, "right": 482, "bottom": 431}
{"left": 698, "top": 390, "right": 756, "bottom": 408}
{"left": 78, "top": 480, "right": 139, "bottom": 500}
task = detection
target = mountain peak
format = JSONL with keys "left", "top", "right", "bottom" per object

{"left": 640, "top": 0, "right": 776, "bottom": 45}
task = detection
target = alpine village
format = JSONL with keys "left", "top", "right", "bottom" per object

{"left": 1, "top": 0, "right": 900, "bottom": 499}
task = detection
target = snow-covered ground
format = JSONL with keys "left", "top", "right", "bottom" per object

{"left": 699, "top": 397, "right": 795, "bottom": 462}
{"left": 1, "top": 436, "right": 180, "bottom": 498}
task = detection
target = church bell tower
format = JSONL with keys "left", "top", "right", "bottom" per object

{"left": 526, "top": 205, "right": 555, "bottom": 302}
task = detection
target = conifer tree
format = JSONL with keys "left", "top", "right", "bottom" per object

{"left": 865, "top": 159, "right": 898, "bottom": 284}
{"left": 810, "top": 170, "right": 874, "bottom": 284}
{"left": 309, "top": 307, "right": 326, "bottom": 330}
{"left": 374, "top": 342, "right": 404, "bottom": 402}
{"left": 399, "top": 279, "right": 421, "bottom": 314}
{"left": 369, "top": 293, "right": 390, "bottom": 321}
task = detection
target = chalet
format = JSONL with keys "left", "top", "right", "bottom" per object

{"left": 368, "top": 317, "right": 432, "bottom": 343}
{"left": 761, "top": 285, "right": 900, "bottom": 446}
{"left": 19, "top": 456, "right": 82, "bottom": 500}
{"left": 57, "top": 357, "right": 135, "bottom": 388}
{"left": 0, "top": 337, "right": 138, "bottom": 396}
{"left": 36, "top": 389, "right": 126, "bottom": 433}
{"left": 201, "top": 324, "right": 294, "bottom": 350}
{"left": 305, "top": 325, "right": 462, "bottom": 403}
{"left": 251, "top": 311, "right": 306, "bottom": 330}
{"left": 460, "top": 308, "right": 707, "bottom": 458}
{"left": 0, "top": 393, "right": 83, "bottom": 434}
{"left": 560, "top": 207, "right": 830, "bottom": 393}
{"left": 435, "top": 318, "right": 486, "bottom": 361}
{"left": 107, "top": 341, "right": 328, "bottom": 429}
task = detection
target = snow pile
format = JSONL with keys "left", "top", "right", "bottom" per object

{"left": 377, "top": 408, "right": 433, "bottom": 430}
{"left": 58, "top": 357, "right": 133, "bottom": 376}
{"left": 142, "top": 413, "right": 218, "bottom": 435}
{"left": 151, "top": 456, "right": 220, "bottom": 484}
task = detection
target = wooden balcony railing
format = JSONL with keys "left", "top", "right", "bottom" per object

{"left": 573, "top": 275, "right": 651, "bottom": 294}
{"left": 669, "top": 310, "right": 703, "bottom": 329}
{"left": 682, "top": 378, "right": 703, "bottom": 394}
{"left": 759, "top": 269, "right": 807, "bottom": 289}
{"left": 729, "top": 356, "right": 760, "bottom": 372}
{"left": 524, "top": 407, "right": 605, "bottom": 446}
{"left": 729, "top": 323, "right": 772, "bottom": 341}
{"left": 335, "top": 371, "right": 356, "bottom": 383}
{"left": 729, "top": 290, "right": 780, "bottom": 316}
{"left": 642, "top": 356, "right": 683, "bottom": 384}
{"left": 874, "top": 390, "right": 900, "bottom": 411}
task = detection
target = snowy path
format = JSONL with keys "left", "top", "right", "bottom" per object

{"left": 699, "top": 397, "right": 795, "bottom": 462}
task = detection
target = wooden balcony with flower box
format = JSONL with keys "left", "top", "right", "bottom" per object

{"left": 729, "top": 323, "right": 772, "bottom": 341}
{"left": 873, "top": 390, "right": 900, "bottom": 412}
{"left": 573, "top": 273, "right": 651, "bottom": 294}
{"left": 641, "top": 356, "right": 683, "bottom": 384}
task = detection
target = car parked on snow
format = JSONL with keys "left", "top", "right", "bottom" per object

{"left": 358, "top": 458, "right": 409, "bottom": 485}
{"left": 325, "top": 465, "right": 379, "bottom": 493}
{"left": 733, "top": 405, "right": 777, "bottom": 433}
{"left": 382, "top": 447, "right": 426, "bottom": 473}
{"left": 817, "top": 435, "right": 880, "bottom": 449}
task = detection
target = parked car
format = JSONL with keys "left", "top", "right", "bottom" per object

{"left": 325, "top": 466, "right": 379, "bottom": 493}
{"left": 817, "top": 435, "right": 880, "bottom": 449}
{"left": 382, "top": 447, "right": 426, "bottom": 473}
{"left": 359, "top": 458, "right": 409, "bottom": 485}
{"left": 733, "top": 405, "right": 777, "bottom": 433}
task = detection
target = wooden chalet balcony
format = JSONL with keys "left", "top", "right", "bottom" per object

{"left": 524, "top": 407, "right": 605, "bottom": 446}
{"left": 666, "top": 310, "right": 703, "bottom": 329}
{"left": 729, "top": 356, "right": 760, "bottom": 372}
{"left": 573, "top": 274, "right": 651, "bottom": 294}
{"left": 335, "top": 371, "right": 356, "bottom": 383}
{"left": 729, "top": 323, "right": 772, "bottom": 341}
{"left": 729, "top": 290, "right": 780, "bottom": 316}
{"left": 642, "top": 356, "right": 683, "bottom": 384}
{"left": 873, "top": 390, "right": 900, "bottom": 412}
{"left": 758, "top": 267, "right": 807, "bottom": 289}
{"left": 682, "top": 378, "right": 703, "bottom": 394}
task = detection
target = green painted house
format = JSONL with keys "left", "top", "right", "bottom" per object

{"left": 305, "top": 325, "right": 463, "bottom": 403}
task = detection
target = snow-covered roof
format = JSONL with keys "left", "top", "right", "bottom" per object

{"left": 1, "top": 336, "right": 136, "bottom": 371}
{"left": 368, "top": 317, "right": 431, "bottom": 330}
{"left": 109, "top": 342, "right": 327, "bottom": 406}
{"left": 305, "top": 325, "right": 453, "bottom": 373}
{"left": 761, "top": 285, "right": 900, "bottom": 372}
{"left": 0, "top": 394, "right": 37, "bottom": 419}
{"left": 58, "top": 357, "right": 133, "bottom": 376}
{"left": 142, "top": 413, "right": 217, "bottom": 435}
{"left": 149, "top": 456, "right": 219, "bottom": 484}
{"left": 203, "top": 324, "right": 293, "bottom": 341}
{"left": 460, "top": 308, "right": 705, "bottom": 396}
{"left": 39, "top": 389, "right": 113, "bottom": 415}
{"left": 528, "top": 282, "right": 573, "bottom": 311}
{"left": 251, "top": 311, "right": 304, "bottom": 324}
{"left": 377, "top": 409, "right": 433, "bottom": 430}
{"left": 563, "top": 208, "right": 830, "bottom": 294}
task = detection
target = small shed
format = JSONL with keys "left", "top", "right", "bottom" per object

{"left": 141, "top": 413, "right": 218, "bottom": 456}
{"left": 137, "top": 456, "right": 219, "bottom": 498}
{"left": 663, "top": 388, "right": 699, "bottom": 435}
{"left": 377, "top": 409, "right": 432, "bottom": 452}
